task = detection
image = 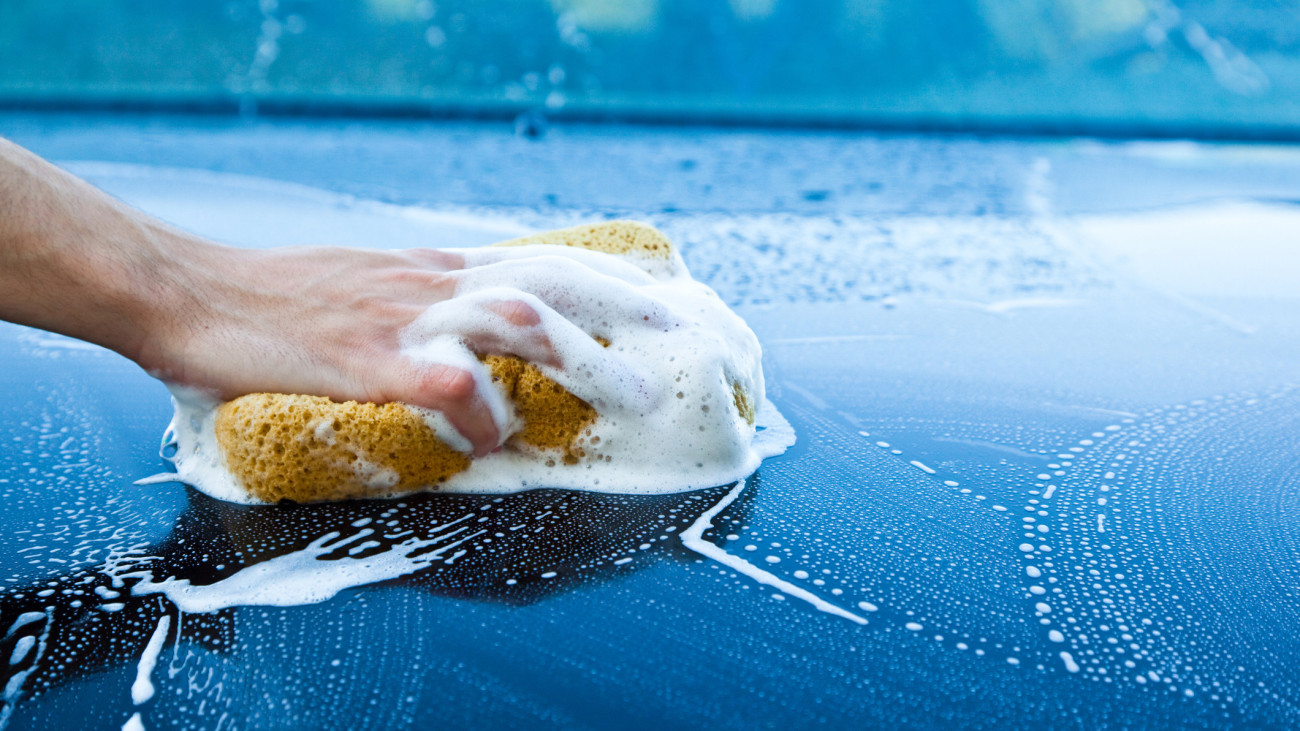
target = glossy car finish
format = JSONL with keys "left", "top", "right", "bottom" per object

{"left": 2, "top": 113, "right": 1299, "bottom": 729}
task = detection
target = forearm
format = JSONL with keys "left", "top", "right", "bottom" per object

{"left": 0, "top": 138, "right": 510, "bottom": 453}
{"left": 0, "top": 137, "right": 223, "bottom": 365}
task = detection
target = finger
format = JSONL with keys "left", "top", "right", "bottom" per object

{"left": 468, "top": 299, "right": 560, "bottom": 367}
{"left": 405, "top": 292, "right": 561, "bottom": 368}
{"left": 389, "top": 362, "right": 500, "bottom": 457}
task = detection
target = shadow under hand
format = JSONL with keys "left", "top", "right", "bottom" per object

{"left": 1, "top": 478, "right": 759, "bottom": 715}
{"left": 161, "top": 480, "right": 758, "bottom": 605}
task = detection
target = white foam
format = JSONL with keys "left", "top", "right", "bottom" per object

{"left": 3, "top": 612, "right": 47, "bottom": 639}
{"left": 1060, "top": 651, "right": 1080, "bottom": 673}
{"left": 680, "top": 476, "right": 865, "bottom": 626}
{"left": 131, "top": 615, "right": 170, "bottom": 705}
{"left": 1, "top": 608, "right": 52, "bottom": 725}
{"left": 114, "top": 413, "right": 792, "bottom": 622}
{"left": 164, "top": 386, "right": 244, "bottom": 504}
{"left": 9, "top": 637, "right": 35, "bottom": 666}
{"left": 131, "top": 516, "right": 482, "bottom": 612}
{"left": 165, "top": 237, "right": 781, "bottom": 502}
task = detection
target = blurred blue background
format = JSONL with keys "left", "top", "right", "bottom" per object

{"left": 3, "top": 0, "right": 1300, "bottom": 137}
{"left": 6, "top": 4, "right": 1300, "bottom": 731}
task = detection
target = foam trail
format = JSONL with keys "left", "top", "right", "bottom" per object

{"left": 1, "top": 608, "right": 53, "bottom": 730}
{"left": 132, "top": 516, "right": 480, "bottom": 613}
{"left": 1060, "top": 651, "right": 1080, "bottom": 673}
{"left": 682, "top": 481, "right": 867, "bottom": 625}
{"left": 2, "top": 613, "right": 46, "bottom": 640}
{"left": 8, "top": 639, "right": 34, "bottom": 667}
{"left": 750, "top": 401, "right": 796, "bottom": 460}
{"left": 133, "top": 473, "right": 182, "bottom": 486}
{"left": 124, "top": 406, "right": 794, "bottom": 620}
{"left": 131, "top": 615, "right": 170, "bottom": 705}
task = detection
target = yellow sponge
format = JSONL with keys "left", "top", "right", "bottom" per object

{"left": 492, "top": 220, "right": 673, "bottom": 259}
{"left": 215, "top": 393, "right": 470, "bottom": 503}
{"left": 214, "top": 354, "right": 598, "bottom": 503}
{"left": 211, "top": 221, "right": 751, "bottom": 503}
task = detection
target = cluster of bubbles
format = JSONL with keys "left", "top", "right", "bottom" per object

{"left": 691, "top": 399, "right": 1041, "bottom": 663}
{"left": 460, "top": 205, "right": 1110, "bottom": 309}
{"left": 1015, "top": 388, "right": 1300, "bottom": 721}
{"left": 2, "top": 454, "right": 750, "bottom": 728}
{"left": 3, "top": 305, "right": 1298, "bottom": 727}
{"left": 681, "top": 387, "right": 1299, "bottom": 725}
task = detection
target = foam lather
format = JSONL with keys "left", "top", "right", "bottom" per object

{"left": 166, "top": 221, "right": 776, "bottom": 504}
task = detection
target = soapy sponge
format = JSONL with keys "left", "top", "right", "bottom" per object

{"left": 211, "top": 221, "right": 753, "bottom": 503}
{"left": 214, "top": 354, "right": 597, "bottom": 503}
{"left": 215, "top": 394, "right": 469, "bottom": 503}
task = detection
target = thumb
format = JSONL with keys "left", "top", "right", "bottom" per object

{"left": 378, "top": 359, "right": 502, "bottom": 457}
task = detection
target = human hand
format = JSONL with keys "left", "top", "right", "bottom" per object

{"left": 138, "top": 241, "right": 557, "bottom": 457}
{"left": 1, "top": 137, "right": 556, "bottom": 456}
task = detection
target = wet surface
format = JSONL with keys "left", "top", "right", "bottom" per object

{"left": 2, "top": 115, "right": 1300, "bottom": 729}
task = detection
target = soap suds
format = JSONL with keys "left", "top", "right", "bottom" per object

{"left": 681, "top": 441, "right": 866, "bottom": 627}
{"left": 164, "top": 223, "right": 779, "bottom": 503}
{"left": 131, "top": 515, "right": 483, "bottom": 612}
{"left": 130, "top": 615, "right": 170, "bottom": 705}
{"left": 1, "top": 608, "right": 52, "bottom": 728}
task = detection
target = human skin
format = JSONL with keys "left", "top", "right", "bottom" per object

{"left": 0, "top": 137, "right": 545, "bottom": 456}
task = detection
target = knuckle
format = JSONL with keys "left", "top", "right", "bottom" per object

{"left": 424, "top": 365, "right": 478, "bottom": 403}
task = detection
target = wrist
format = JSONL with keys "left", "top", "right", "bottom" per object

{"left": 123, "top": 224, "right": 244, "bottom": 383}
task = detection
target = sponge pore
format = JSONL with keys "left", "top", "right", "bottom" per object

{"left": 214, "top": 394, "right": 470, "bottom": 503}
{"left": 214, "top": 355, "right": 600, "bottom": 503}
